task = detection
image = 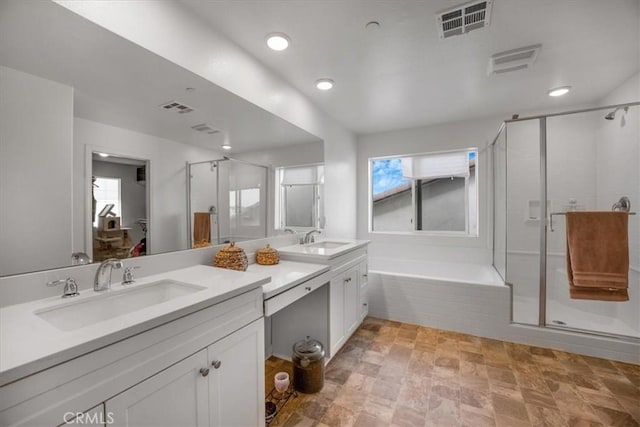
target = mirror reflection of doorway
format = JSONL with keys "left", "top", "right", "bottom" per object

{"left": 91, "top": 153, "right": 149, "bottom": 261}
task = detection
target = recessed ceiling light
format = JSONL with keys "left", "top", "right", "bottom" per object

{"left": 548, "top": 86, "right": 571, "bottom": 97}
{"left": 221, "top": 133, "right": 232, "bottom": 150}
{"left": 266, "top": 33, "right": 290, "bottom": 51}
{"left": 315, "top": 78, "right": 335, "bottom": 91}
{"left": 98, "top": 152, "right": 109, "bottom": 158}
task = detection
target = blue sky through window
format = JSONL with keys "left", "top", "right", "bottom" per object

{"left": 372, "top": 159, "right": 409, "bottom": 195}
{"left": 372, "top": 151, "right": 476, "bottom": 195}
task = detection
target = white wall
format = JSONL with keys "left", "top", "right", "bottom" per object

{"left": 596, "top": 72, "right": 640, "bottom": 263}
{"left": 73, "top": 118, "right": 224, "bottom": 257}
{"left": 0, "top": 66, "right": 73, "bottom": 276}
{"left": 357, "top": 117, "right": 502, "bottom": 264}
{"left": 55, "top": 0, "right": 357, "bottom": 240}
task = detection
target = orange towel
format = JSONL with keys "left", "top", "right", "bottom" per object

{"left": 193, "top": 212, "right": 211, "bottom": 247}
{"left": 566, "top": 211, "right": 629, "bottom": 301}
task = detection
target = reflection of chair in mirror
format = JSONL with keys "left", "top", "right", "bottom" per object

{"left": 193, "top": 212, "right": 212, "bottom": 248}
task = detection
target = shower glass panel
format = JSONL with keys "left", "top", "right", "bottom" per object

{"left": 189, "top": 161, "right": 219, "bottom": 243}
{"left": 219, "top": 160, "right": 267, "bottom": 242}
{"left": 545, "top": 109, "right": 639, "bottom": 338}
{"left": 492, "top": 126, "right": 507, "bottom": 282}
{"left": 505, "top": 120, "right": 542, "bottom": 326}
{"left": 188, "top": 158, "right": 268, "bottom": 246}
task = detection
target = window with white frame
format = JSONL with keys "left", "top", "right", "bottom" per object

{"left": 370, "top": 149, "right": 477, "bottom": 235}
{"left": 93, "top": 177, "right": 122, "bottom": 226}
{"left": 275, "top": 164, "right": 324, "bottom": 230}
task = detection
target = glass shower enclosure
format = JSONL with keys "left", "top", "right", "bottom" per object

{"left": 187, "top": 157, "right": 268, "bottom": 246}
{"left": 492, "top": 102, "right": 639, "bottom": 340}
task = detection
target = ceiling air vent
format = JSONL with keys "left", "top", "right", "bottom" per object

{"left": 191, "top": 123, "right": 220, "bottom": 135}
{"left": 159, "top": 100, "right": 195, "bottom": 114}
{"left": 437, "top": 0, "right": 492, "bottom": 39}
{"left": 488, "top": 44, "right": 542, "bottom": 75}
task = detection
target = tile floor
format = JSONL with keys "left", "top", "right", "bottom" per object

{"left": 265, "top": 317, "right": 640, "bottom": 427}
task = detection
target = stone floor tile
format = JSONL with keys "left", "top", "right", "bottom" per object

{"left": 264, "top": 318, "right": 638, "bottom": 427}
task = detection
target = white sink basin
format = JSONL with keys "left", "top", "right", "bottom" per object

{"left": 35, "top": 280, "right": 206, "bottom": 331}
{"left": 306, "top": 241, "right": 349, "bottom": 249}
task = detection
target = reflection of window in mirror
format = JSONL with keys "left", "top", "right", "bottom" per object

{"left": 229, "top": 188, "right": 261, "bottom": 227}
{"left": 275, "top": 164, "right": 324, "bottom": 230}
{"left": 93, "top": 177, "right": 122, "bottom": 226}
{"left": 370, "top": 149, "right": 477, "bottom": 235}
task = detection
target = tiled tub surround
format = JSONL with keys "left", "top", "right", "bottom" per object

{"left": 267, "top": 317, "right": 640, "bottom": 427}
{"left": 368, "top": 258, "right": 640, "bottom": 363}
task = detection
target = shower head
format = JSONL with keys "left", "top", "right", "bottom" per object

{"left": 605, "top": 106, "right": 629, "bottom": 120}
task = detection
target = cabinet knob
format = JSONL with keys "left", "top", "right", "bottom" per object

{"left": 363, "top": 274, "right": 368, "bottom": 278}
{"left": 212, "top": 360, "right": 222, "bottom": 369}
{"left": 200, "top": 368, "right": 210, "bottom": 377}
{"left": 363, "top": 303, "right": 368, "bottom": 306}
{"left": 305, "top": 286, "right": 312, "bottom": 291}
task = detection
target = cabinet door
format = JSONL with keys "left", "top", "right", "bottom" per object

{"left": 359, "top": 261, "right": 369, "bottom": 321}
{"left": 329, "top": 275, "right": 346, "bottom": 354}
{"left": 106, "top": 350, "right": 209, "bottom": 427}
{"left": 344, "top": 268, "right": 359, "bottom": 336}
{"left": 208, "top": 318, "right": 264, "bottom": 427}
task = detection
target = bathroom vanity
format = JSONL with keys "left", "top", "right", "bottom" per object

{"left": 276, "top": 239, "right": 369, "bottom": 357}
{"left": 0, "top": 239, "right": 369, "bottom": 426}
{"left": 0, "top": 266, "right": 269, "bottom": 427}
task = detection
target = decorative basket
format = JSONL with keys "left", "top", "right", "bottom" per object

{"left": 256, "top": 244, "right": 279, "bottom": 265}
{"left": 213, "top": 242, "right": 248, "bottom": 271}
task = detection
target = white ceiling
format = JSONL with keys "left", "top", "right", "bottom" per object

{"left": 0, "top": 0, "right": 320, "bottom": 153}
{"left": 181, "top": 0, "right": 640, "bottom": 135}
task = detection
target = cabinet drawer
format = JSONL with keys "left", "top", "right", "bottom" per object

{"left": 264, "top": 271, "right": 331, "bottom": 316}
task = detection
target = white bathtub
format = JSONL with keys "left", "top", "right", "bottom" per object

{"left": 369, "top": 257, "right": 504, "bottom": 287}
{"left": 367, "top": 257, "right": 510, "bottom": 336}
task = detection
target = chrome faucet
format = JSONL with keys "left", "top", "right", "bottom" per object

{"left": 47, "top": 277, "right": 80, "bottom": 298}
{"left": 94, "top": 258, "right": 124, "bottom": 291}
{"left": 303, "top": 229, "right": 321, "bottom": 244}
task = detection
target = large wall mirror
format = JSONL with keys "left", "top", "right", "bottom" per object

{"left": 0, "top": 0, "right": 323, "bottom": 277}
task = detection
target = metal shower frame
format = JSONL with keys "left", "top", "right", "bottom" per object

{"left": 490, "top": 100, "right": 640, "bottom": 339}
{"left": 186, "top": 156, "right": 270, "bottom": 247}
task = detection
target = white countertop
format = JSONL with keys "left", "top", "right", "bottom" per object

{"left": 249, "top": 261, "right": 330, "bottom": 299}
{"left": 0, "top": 265, "right": 269, "bottom": 386}
{"left": 277, "top": 239, "right": 369, "bottom": 262}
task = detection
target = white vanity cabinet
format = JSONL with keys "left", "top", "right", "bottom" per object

{"left": 106, "top": 350, "right": 210, "bottom": 427}
{"left": 106, "top": 319, "right": 264, "bottom": 427}
{"left": 276, "top": 241, "right": 369, "bottom": 360}
{"left": 0, "top": 286, "right": 265, "bottom": 427}
{"left": 328, "top": 251, "right": 367, "bottom": 356}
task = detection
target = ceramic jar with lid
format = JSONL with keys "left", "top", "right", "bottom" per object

{"left": 292, "top": 336, "right": 325, "bottom": 393}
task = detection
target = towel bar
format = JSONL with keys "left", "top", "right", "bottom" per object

{"left": 549, "top": 211, "right": 636, "bottom": 232}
